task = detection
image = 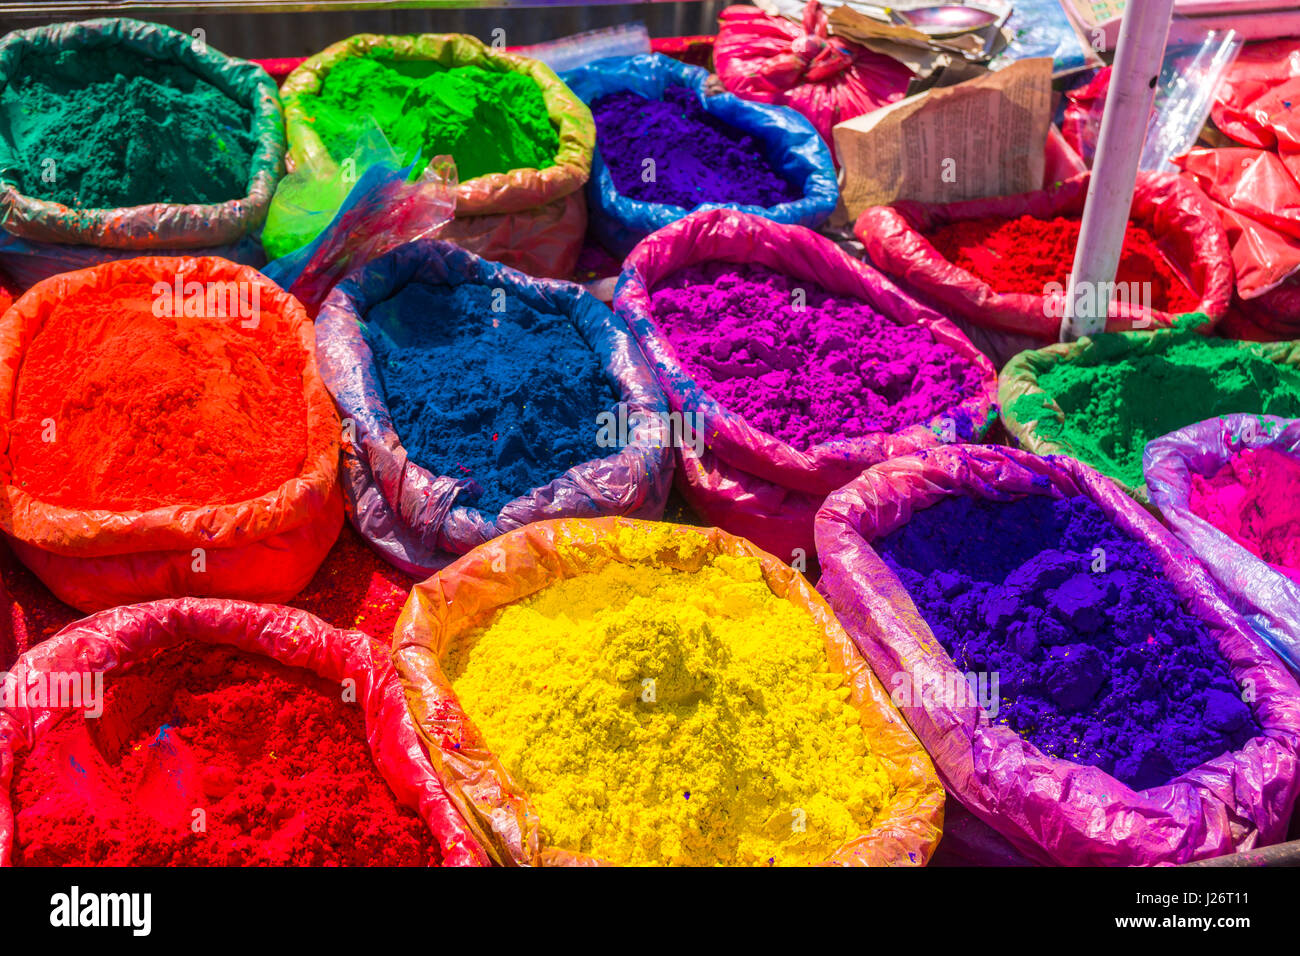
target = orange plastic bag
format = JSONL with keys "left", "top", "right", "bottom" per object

{"left": 0, "top": 597, "right": 490, "bottom": 866}
{"left": 0, "top": 256, "right": 343, "bottom": 612}
{"left": 392, "top": 517, "right": 944, "bottom": 866}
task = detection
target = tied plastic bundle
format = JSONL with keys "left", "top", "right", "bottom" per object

{"left": 262, "top": 123, "right": 457, "bottom": 315}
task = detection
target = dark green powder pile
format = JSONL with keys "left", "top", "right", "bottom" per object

{"left": 1, "top": 47, "right": 256, "bottom": 209}
{"left": 297, "top": 55, "right": 558, "bottom": 181}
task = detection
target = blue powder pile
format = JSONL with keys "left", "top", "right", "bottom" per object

{"left": 363, "top": 282, "right": 619, "bottom": 513}
{"left": 876, "top": 492, "right": 1260, "bottom": 790}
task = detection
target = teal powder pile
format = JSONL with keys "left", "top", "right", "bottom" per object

{"left": 2, "top": 48, "right": 256, "bottom": 208}
{"left": 298, "top": 55, "right": 559, "bottom": 181}
{"left": 1010, "top": 326, "right": 1300, "bottom": 489}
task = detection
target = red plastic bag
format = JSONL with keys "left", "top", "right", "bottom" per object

{"left": 714, "top": 2, "right": 913, "bottom": 165}
{"left": 855, "top": 172, "right": 1234, "bottom": 356}
{"left": 615, "top": 208, "right": 997, "bottom": 560}
{"left": 0, "top": 256, "right": 343, "bottom": 612}
{"left": 815, "top": 444, "right": 1300, "bottom": 866}
{"left": 0, "top": 597, "right": 490, "bottom": 866}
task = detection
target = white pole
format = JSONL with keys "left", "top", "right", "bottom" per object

{"left": 1064, "top": 0, "right": 1177, "bottom": 340}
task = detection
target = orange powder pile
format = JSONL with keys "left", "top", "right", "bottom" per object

{"left": 9, "top": 282, "right": 308, "bottom": 511}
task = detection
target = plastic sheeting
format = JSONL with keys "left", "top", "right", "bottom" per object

{"left": 814, "top": 443, "right": 1300, "bottom": 866}
{"left": 1146, "top": 414, "right": 1300, "bottom": 676}
{"left": 391, "top": 516, "right": 945, "bottom": 867}
{"left": 0, "top": 597, "right": 490, "bottom": 867}
{"left": 314, "top": 239, "right": 674, "bottom": 578}
{"left": 560, "top": 53, "right": 838, "bottom": 257}
{"left": 855, "top": 172, "right": 1235, "bottom": 360}
{"left": 713, "top": 1, "right": 912, "bottom": 166}
{"left": 614, "top": 208, "right": 998, "bottom": 559}
{"left": 0, "top": 256, "right": 343, "bottom": 612}
{"left": 279, "top": 32, "right": 594, "bottom": 279}
{"left": 998, "top": 322, "right": 1300, "bottom": 501}
{"left": 0, "top": 18, "right": 285, "bottom": 250}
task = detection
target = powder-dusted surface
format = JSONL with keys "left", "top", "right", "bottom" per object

{"left": 2, "top": 48, "right": 255, "bottom": 209}
{"left": 1190, "top": 446, "right": 1300, "bottom": 585}
{"left": 13, "top": 643, "right": 438, "bottom": 866}
{"left": 299, "top": 56, "right": 558, "bottom": 181}
{"left": 1009, "top": 329, "right": 1300, "bottom": 489}
{"left": 365, "top": 282, "right": 618, "bottom": 513}
{"left": 927, "top": 215, "right": 1200, "bottom": 313}
{"left": 10, "top": 283, "right": 308, "bottom": 511}
{"left": 591, "top": 85, "right": 801, "bottom": 210}
{"left": 649, "top": 261, "right": 987, "bottom": 448}
{"left": 877, "top": 493, "right": 1259, "bottom": 791}
{"left": 448, "top": 524, "right": 893, "bottom": 865}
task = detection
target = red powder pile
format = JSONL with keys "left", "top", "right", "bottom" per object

{"left": 1189, "top": 446, "right": 1300, "bottom": 586}
{"left": 926, "top": 215, "right": 1200, "bottom": 313}
{"left": 12, "top": 642, "right": 439, "bottom": 866}
{"left": 10, "top": 283, "right": 308, "bottom": 511}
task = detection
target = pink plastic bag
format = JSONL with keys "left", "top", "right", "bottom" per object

{"left": 815, "top": 444, "right": 1300, "bottom": 866}
{"left": 0, "top": 598, "right": 489, "bottom": 866}
{"left": 714, "top": 2, "right": 913, "bottom": 165}
{"left": 614, "top": 208, "right": 998, "bottom": 560}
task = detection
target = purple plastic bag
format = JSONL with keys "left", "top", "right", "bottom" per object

{"left": 314, "top": 238, "right": 674, "bottom": 577}
{"left": 814, "top": 443, "right": 1300, "bottom": 866}
{"left": 1146, "top": 414, "right": 1300, "bottom": 676}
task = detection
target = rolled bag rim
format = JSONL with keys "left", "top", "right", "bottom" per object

{"left": 0, "top": 597, "right": 492, "bottom": 867}
{"left": 615, "top": 207, "right": 999, "bottom": 496}
{"left": 0, "top": 256, "right": 343, "bottom": 560}
{"left": 279, "top": 32, "right": 594, "bottom": 218}
{"left": 391, "top": 515, "right": 945, "bottom": 867}
{"left": 854, "top": 171, "right": 1236, "bottom": 342}
{"left": 813, "top": 443, "right": 1300, "bottom": 866}
{"left": 1145, "top": 413, "right": 1300, "bottom": 675}
{"left": 559, "top": 52, "right": 839, "bottom": 256}
{"left": 997, "top": 320, "right": 1300, "bottom": 502}
{"left": 314, "top": 237, "right": 675, "bottom": 578}
{"left": 0, "top": 16, "right": 286, "bottom": 249}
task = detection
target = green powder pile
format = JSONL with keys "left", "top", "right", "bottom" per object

{"left": 1, "top": 48, "right": 256, "bottom": 209}
{"left": 1010, "top": 327, "right": 1300, "bottom": 488}
{"left": 298, "top": 56, "right": 559, "bottom": 181}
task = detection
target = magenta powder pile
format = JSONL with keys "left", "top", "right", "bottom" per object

{"left": 648, "top": 261, "right": 987, "bottom": 448}
{"left": 1189, "top": 446, "right": 1300, "bottom": 585}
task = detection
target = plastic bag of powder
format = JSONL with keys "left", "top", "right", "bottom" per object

{"left": 854, "top": 171, "right": 1235, "bottom": 364}
{"left": 560, "top": 52, "right": 839, "bottom": 256}
{"left": 1146, "top": 414, "right": 1300, "bottom": 676}
{"left": 391, "top": 516, "right": 945, "bottom": 866}
{"left": 614, "top": 207, "right": 998, "bottom": 561}
{"left": 0, "top": 18, "right": 285, "bottom": 250}
{"left": 814, "top": 444, "right": 1300, "bottom": 866}
{"left": 314, "top": 238, "right": 675, "bottom": 577}
{"left": 0, "top": 597, "right": 490, "bottom": 867}
{"left": 279, "top": 33, "right": 594, "bottom": 279}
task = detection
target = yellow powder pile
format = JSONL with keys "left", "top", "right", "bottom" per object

{"left": 447, "top": 528, "right": 895, "bottom": 866}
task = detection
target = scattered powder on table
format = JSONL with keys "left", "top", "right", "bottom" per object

{"left": 877, "top": 493, "right": 1260, "bottom": 791}
{"left": 364, "top": 281, "right": 617, "bottom": 513}
{"left": 12, "top": 643, "right": 438, "bottom": 866}
{"left": 1008, "top": 327, "right": 1300, "bottom": 489}
{"left": 1190, "top": 445, "right": 1300, "bottom": 585}
{"left": 447, "top": 524, "right": 893, "bottom": 865}
{"left": 298, "top": 55, "right": 558, "bottom": 181}
{"left": 927, "top": 215, "right": 1200, "bottom": 313}
{"left": 649, "top": 261, "right": 987, "bottom": 448}
{"left": 9, "top": 282, "right": 308, "bottom": 511}
{"left": 591, "top": 85, "right": 801, "bottom": 210}
{"left": 1, "top": 47, "right": 255, "bottom": 209}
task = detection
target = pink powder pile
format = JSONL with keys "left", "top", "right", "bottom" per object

{"left": 648, "top": 261, "right": 986, "bottom": 449}
{"left": 1189, "top": 446, "right": 1300, "bottom": 585}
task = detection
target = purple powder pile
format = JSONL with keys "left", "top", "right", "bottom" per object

{"left": 590, "top": 85, "right": 801, "bottom": 210}
{"left": 648, "top": 261, "right": 988, "bottom": 449}
{"left": 876, "top": 492, "right": 1260, "bottom": 790}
